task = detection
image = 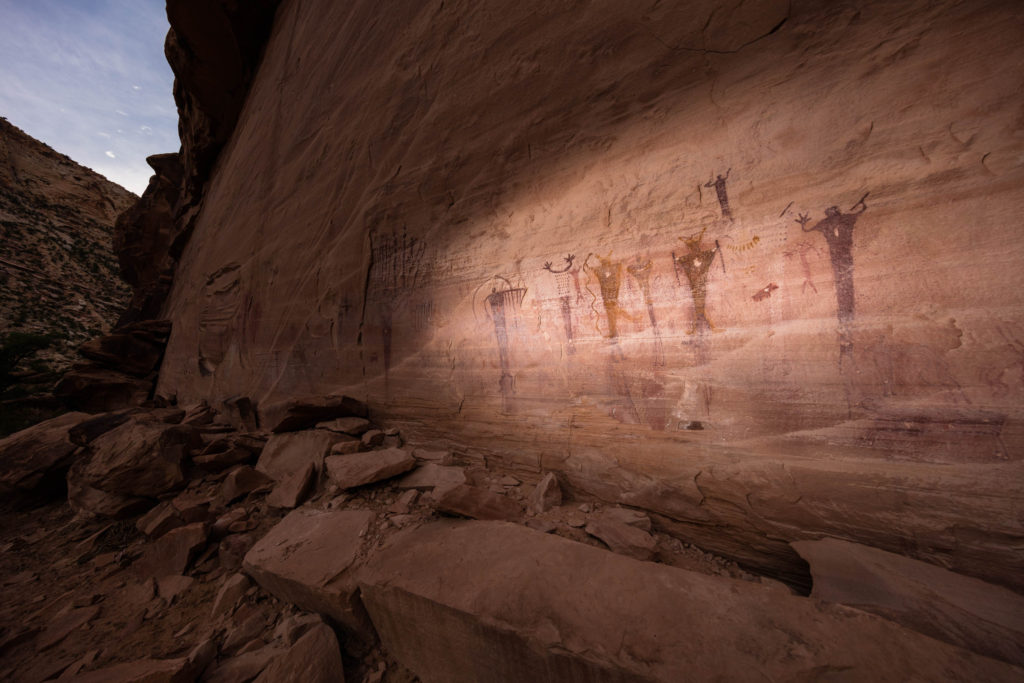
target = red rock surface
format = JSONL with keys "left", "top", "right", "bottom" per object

{"left": 134, "top": 0, "right": 1024, "bottom": 595}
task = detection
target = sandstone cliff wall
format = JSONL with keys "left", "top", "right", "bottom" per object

{"left": 153, "top": 0, "right": 1024, "bottom": 589}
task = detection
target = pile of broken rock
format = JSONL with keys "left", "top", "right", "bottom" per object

{"left": 1, "top": 395, "right": 1023, "bottom": 682}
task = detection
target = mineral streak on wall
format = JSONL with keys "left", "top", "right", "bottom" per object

{"left": 154, "top": 0, "right": 1024, "bottom": 588}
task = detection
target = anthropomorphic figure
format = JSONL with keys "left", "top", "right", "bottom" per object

{"left": 585, "top": 254, "right": 636, "bottom": 339}
{"left": 705, "top": 169, "right": 733, "bottom": 221}
{"left": 796, "top": 193, "right": 868, "bottom": 362}
{"left": 673, "top": 231, "right": 722, "bottom": 333}
{"left": 544, "top": 254, "right": 580, "bottom": 352}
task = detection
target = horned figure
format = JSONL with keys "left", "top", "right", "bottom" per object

{"left": 543, "top": 254, "right": 579, "bottom": 352}
{"left": 584, "top": 254, "right": 636, "bottom": 340}
{"left": 672, "top": 227, "right": 723, "bottom": 334}
{"left": 626, "top": 257, "right": 665, "bottom": 365}
{"left": 796, "top": 192, "right": 868, "bottom": 363}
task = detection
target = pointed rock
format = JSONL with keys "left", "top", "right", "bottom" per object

{"left": 527, "top": 472, "right": 562, "bottom": 514}
{"left": 133, "top": 522, "right": 208, "bottom": 579}
{"left": 253, "top": 623, "right": 344, "bottom": 683}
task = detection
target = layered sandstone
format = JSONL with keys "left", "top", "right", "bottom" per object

{"left": 123, "top": 0, "right": 1024, "bottom": 593}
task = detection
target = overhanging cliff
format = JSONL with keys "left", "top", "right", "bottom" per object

{"left": 127, "top": 0, "right": 1023, "bottom": 591}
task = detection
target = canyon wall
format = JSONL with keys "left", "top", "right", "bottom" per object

{"left": 152, "top": 0, "right": 1024, "bottom": 589}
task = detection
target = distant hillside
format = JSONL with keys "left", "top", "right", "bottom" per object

{"left": 0, "top": 116, "right": 136, "bottom": 431}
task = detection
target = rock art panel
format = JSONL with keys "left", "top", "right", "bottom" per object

{"left": 153, "top": 0, "right": 1024, "bottom": 591}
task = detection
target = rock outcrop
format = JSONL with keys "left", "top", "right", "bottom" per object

{"left": 135, "top": 0, "right": 1024, "bottom": 596}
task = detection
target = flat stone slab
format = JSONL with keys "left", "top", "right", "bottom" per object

{"left": 358, "top": 521, "right": 1023, "bottom": 683}
{"left": 324, "top": 448, "right": 415, "bottom": 489}
{"left": 435, "top": 484, "right": 523, "bottom": 522}
{"left": 793, "top": 537, "right": 1024, "bottom": 667}
{"left": 243, "top": 508, "right": 374, "bottom": 635}
{"left": 262, "top": 395, "right": 368, "bottom": 433}
{"left": 396, "top": 464, "right": 465, "bottom": 492}
{"left": 256, "top": 430, "right": 344, "bottom": 482}
{"left": 0, "top": 412, "right": 88, "bottom": 493}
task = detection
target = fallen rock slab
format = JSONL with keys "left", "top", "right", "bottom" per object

{"left": 585, "top": 518, "right": 656, "bottom": 561}
{"left": 253, "top": 622, "right": 344, "bottom": 683}
{"left": 792, "top": 537, "right": 1024, "bottom": 667}
{"left": 359, "top": 521, "right": 1023, "bottom": 683}
{"left": 324, "top": 449, "right": 416, "bottom": 489}
{"left": 67, "top": 472, "right": 149, "bottom": 518}
{"left": 242, "top": 508, "right": 374, "bottom": 635}
{"left": 396, "top": 464, "right": 465, "bottom": 492}
{"left": 316, "top": 417, "right": 371, "bottom": 436}
{"left": 204, "top": 645, "right": 286, "bottom": 683}
{"left": 75, "top": 419, "right": 201, "bottom": 498}
{"left": 266, "top": 461, "right": 316, "bottom": 508}
{"left": 262, "top": 395, "right": 368, "bottom": 433}
{"left": 0, "top": 411, "right": 88, "bottom": 494}
{"left": 435, "top": 485, "right": 523, "bottom": 522}
{"left": 221, "top": 465, "right": 274, "bottom": 503}
{"left": 256, "top": 430, "right": 343, "bottom": 482}
{"left": 133, "top": 522, "right": 208, "bottom": 579}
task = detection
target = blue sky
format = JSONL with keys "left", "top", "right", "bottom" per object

{"left": 0, "top": 0, "right": 178, "bottom": 195}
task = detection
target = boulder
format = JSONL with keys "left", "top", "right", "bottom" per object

{"left": 585, "top": 518, "right": 656, "bottom": 561}
{"left": 316, "top": 417, "right": 371, "bottom": 436}
{"left": 0, "top": 411, "right": 88, "bottom": 494}
{"left": 266, "top": 461, "right": 317, "bottom": 509}
{"left": 324, "top": 449, "right": 416, "bottom": 490}
{"left": 792, "top": 537, "right": 1024, "bottom": 667}
{"left": 360, "top": 430, "right": 384, "bottom": 448}
{"left": 256, "top": 430, "right": 344, "bottom": 482}
{"left": 67, "top": 471, "right": 150, "bottom": 518}
{"left": 329, "top": 439, "right": 361, "bottom": 456}
{"left": 136, "top": 501, "right": 185, "bottom": 539}
{"left": 67, "top": 410, "right": 138, "bottom": 446}
{"left": 396, "top": 464, "right": 465, "bottom": 493}
{"left": 133, "top": 522, "right": 208, "bottom": 579}
{"left": 77, "top": 320, "right": 171, "bottom": 377}
{"left": 204, "top": 645, "right": 286, "bottom": 683}
{"left": 74, "top": 418, "right": 201, "bottom": 498}
{"left": 359, "top": 521, "right": 1024, "bottom": 682}
{"left": 221, "top": 465, "right": 274, "bottom": 503}
{"left": 435, "top": 485, "right": 524, "bottom": 522}
{"left": 220, "top": 395, "right": 259, "bottom": 431}
{"left": 527, "top": 472, "right": 561, "bottom": 514}
{"left": 54, "top": 367, "right": 153, "bottom": 413}
{"left": 253, "top": 623, "right": 344, "bottom": 683}
{"left": 261, "top": 395, "right": 368, "bottom": 433}
{"left": 212, "top": 573, "right": 252, "bottom": 617}
{"left": 411, "top": 449, "right": 453, "bottom": 466}
{"left": 242, "top": 508, "right": 374, "bottom": 635}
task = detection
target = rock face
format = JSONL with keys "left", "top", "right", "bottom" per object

{"left": 142, "top": 0, "right": 1023, "bottom": 592}
{"left": 359, "top": 521, "right": 1023, "bottom": 682}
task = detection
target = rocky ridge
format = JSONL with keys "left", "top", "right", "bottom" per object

{"left": 0, "top": 118, "right": 135, "bottom": 432}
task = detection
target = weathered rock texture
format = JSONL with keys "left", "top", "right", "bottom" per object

{"left": 148, "top": 0, "right": 1023, "bottom": 591}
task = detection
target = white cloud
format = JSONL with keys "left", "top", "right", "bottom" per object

{"left": 105, "top": 150, "right": 116, "bottom": 158}
{"left": 131, "top": 84, "right": 140, "bottom": 90}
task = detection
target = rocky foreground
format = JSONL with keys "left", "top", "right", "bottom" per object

{"left": 0, "top": 396, "right": 1022, "bottom": 682}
